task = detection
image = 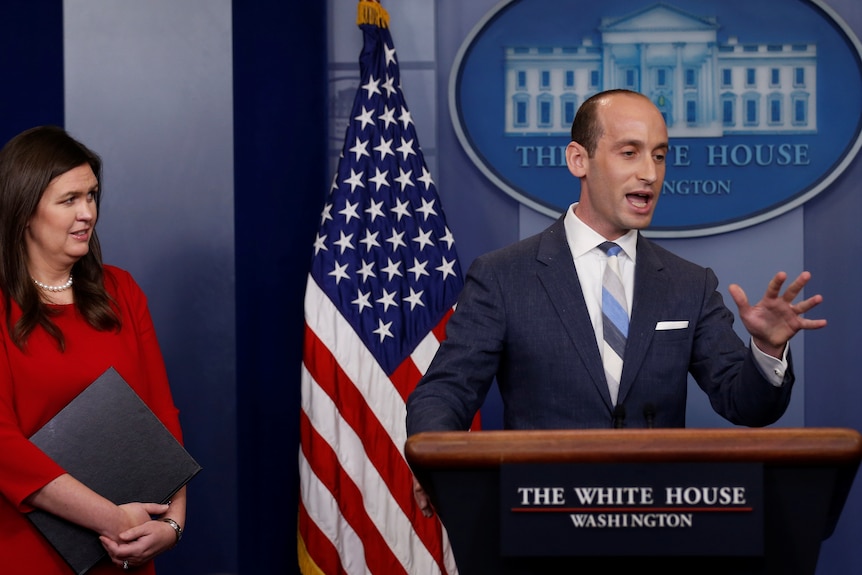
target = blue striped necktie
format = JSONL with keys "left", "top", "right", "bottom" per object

{"left": 599, "top": 241, "right": 628, "bottom": 405}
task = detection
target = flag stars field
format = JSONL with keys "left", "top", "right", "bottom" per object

{"left": 311, "top": 58, "right": 462, "bottom": 354}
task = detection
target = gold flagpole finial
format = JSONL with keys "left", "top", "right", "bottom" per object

{"left": 357, "top": 0, "right": 389, "bottom": 28}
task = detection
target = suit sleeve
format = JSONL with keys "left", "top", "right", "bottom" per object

{"left": 689, "top": 267, "right": 793, "bottom": 427}
{"left": 406, "top": 255, "right": 505, "bottom": 435}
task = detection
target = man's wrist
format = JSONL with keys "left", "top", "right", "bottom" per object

{"left": 752, "top": 337, "right": 786, "bottom": 360}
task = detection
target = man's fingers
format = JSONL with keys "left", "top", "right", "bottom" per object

{"left": 800, "top": 317, "right": 828, "bottom": 330}
{"left": 413, "top": 476, "right": 434, "bottom": 518}
{"left": 793, "top": 294, "right": 823, "bottom": 313}
{"left": 780, "top": 271, "right": 812, "bottom": 302}
{"left": 728, "top": 283, "right": 748, "bottom": 310}
{"left": 764, "top": 271, "right": 788, "bottom": 299}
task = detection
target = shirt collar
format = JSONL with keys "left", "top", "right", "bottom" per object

{"left": 563, "top": 203, "right": 638, "bottom": 262}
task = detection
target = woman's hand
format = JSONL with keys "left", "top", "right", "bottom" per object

{"left": 99, "top": 503, "right": 176, "bottom": 569}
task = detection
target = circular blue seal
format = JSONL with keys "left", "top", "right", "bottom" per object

{"left": 450, "top": 0, "right": 862, "bottom": 237}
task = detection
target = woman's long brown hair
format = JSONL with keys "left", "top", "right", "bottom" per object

{"left": 0, "top": 126, "right": 120, "bottom": 350}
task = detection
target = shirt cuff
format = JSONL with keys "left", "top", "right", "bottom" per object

{"left": 750, "top": 338, "right": 789, "bottom": 387}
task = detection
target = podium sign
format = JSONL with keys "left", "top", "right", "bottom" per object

{"left": 406, "top": 428, "right": 862, "bottom": 575}
{"left": 501, "top": 462, "right": 763, "bottom": 556}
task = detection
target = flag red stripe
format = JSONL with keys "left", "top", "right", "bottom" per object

{"left": 300, "top": 408, "right": 407, "bottom": 575}
{"left": 431, "top": 308, "right": 453, "bottom": 342}
{"left": 393, "top": 313, "right": 450, "bottom": 402}
{"left": 390, "top": 356, "right": 422, "bottom": 403}
{"left": 298, "top": 500, "right": 347, "bottom": 575}
{"left": 302, "top": 325, "right": 448, "bottom": 572}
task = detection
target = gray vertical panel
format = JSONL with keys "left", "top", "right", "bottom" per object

{"left": 63, "top": 1, "right": 237, "bottom": 573}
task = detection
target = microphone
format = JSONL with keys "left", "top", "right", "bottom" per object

{"left": 643, "top": 403, "right": 656, "bottom": 429}
{"left": 613, "top": 405, "right": 626, "bottom": 428}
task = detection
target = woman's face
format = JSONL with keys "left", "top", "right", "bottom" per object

{"left": 25, "top": 163, "right": 98, "bottom": 271}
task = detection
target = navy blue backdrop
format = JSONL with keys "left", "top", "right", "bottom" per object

{"left": 233, "top": 1, "right": 327, "bottom": 574}
{"left": 0, "top": 0, "right": 63, "bottom": 141}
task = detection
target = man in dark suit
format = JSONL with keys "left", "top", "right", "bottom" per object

{"left": 406, "top": 89, "right": 826, "bottom": 513}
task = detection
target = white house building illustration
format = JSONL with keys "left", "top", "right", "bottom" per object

{"left": 504, "top": 2, "right": 817, "bottom": 137}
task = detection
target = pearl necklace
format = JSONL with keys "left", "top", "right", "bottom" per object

{"left": 33, "top": 274, "right": 73, "bottom": 292}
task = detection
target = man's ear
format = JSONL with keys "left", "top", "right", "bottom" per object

{"left": 565, "top": 141, "right": 587, "bottom": 178}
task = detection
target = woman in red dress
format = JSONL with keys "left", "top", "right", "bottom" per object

{"left": 0, "top": 126, "right": 186, "bottom": 574}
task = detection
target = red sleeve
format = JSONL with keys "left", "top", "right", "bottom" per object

{"left": 0, "top": 305, "right": 66, "bottom": 512}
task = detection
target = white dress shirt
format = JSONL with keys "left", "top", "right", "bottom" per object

{"left": 562, "top": 203, "right": 787, "bottom": 387}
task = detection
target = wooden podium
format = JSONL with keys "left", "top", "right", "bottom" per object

{"left": 405, "top": 428, "right": 862, "bottom": 575}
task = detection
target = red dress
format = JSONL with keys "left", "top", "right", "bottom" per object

{"left": 0, "top": 266, "right": 183, "bottom": 575}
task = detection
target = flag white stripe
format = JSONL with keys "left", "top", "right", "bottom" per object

{"left": 298, "top": 448, "right": 367, "bottom": 575}
{"left": 301, "top": 361, "right": 441, "bottom": 574}
{"left": 411, "top": 328, "right": 442, "bottom": 375}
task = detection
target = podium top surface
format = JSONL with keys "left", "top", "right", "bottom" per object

{"left": 405, "top": 427, "right": 862, "bottom": 468}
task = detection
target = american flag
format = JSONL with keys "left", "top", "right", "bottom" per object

{"left": 298, "top": 2, "right": 462, "bottom": 574}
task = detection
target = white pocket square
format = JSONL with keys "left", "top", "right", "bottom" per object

{"left": 655, "top": 320, "right": 689, "bottom": 331}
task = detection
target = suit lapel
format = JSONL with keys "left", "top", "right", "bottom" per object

{"left": 535, "top": 217, "right": 610, "bottom": 403}
{"left": 616, "top": 235, "right": 668, "bottom": 404}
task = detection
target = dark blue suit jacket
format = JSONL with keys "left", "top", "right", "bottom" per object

{"left": 406, "top": 217, "right": 793, "bottom": 433}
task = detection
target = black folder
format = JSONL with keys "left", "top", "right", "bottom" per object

{"left": 27, "top": 367, "right": 202, "bottom": 575}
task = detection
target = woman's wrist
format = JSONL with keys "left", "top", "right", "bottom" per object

{"left": 159, "top": 517, "right": 183, "bottom": 545}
